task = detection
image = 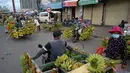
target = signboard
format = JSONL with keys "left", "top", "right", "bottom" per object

{"left": 46, "top": 7, "right": 52, "bottom": 13}
{"left": 79, "top": 0, "right": 98, "bottom": 6}
{"left": 63, "top": 1, "right": 77, "bottom": 7}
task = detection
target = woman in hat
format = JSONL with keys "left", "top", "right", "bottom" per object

{"left": 105, "top": 26, "right": 127, "bottom": 69}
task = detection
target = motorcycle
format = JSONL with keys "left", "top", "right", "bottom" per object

{"left": 123, "top": 24, "right": 130, "bottom": 36}
{"left": 72, "top": 22, "right": 87, "bottom": 43}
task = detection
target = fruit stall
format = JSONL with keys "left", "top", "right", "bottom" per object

{"left": 20, "top": 48, "right": 121, "bottom": 73}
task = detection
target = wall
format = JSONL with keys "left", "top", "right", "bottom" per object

{"left": 92, "top": 3, "right": 103, "bottom": 25}
{"left": 83, "top": 5, "right": 92, "bottom": 20}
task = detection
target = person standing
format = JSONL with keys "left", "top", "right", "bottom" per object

{"left": 105, "top": 26, "right": 127, "bottom": 70}
{"left": 34, "top": 18, "right": 40, "bottom": 32}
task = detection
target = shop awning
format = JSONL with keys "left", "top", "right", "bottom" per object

{"left": 79, "top": 0, "right": 98, "bottom": 6}
{"left": 63, "top": 0, "right": 78, "bottom": 7}
{"left": 43, "top": 2, "right": 63, "bottom": 10}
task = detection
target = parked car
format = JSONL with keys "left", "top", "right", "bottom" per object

{"left": 38, "top": 11, "right": 61, "bottom": 24}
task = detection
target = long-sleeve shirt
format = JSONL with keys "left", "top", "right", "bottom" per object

{"left": 32, "top": 40, "right": 73, "bottom": 61}
{"left": 105, "top": 36, "right": 127, "bottom": 65}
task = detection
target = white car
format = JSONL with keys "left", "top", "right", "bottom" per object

{"left": 38, "top": 11, "right": 61, "bottom": 23}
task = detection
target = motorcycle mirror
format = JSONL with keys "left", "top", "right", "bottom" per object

{"left": 38, "top": 44, "right": 43, "bottom": 48}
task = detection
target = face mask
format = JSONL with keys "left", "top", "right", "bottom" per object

{"left": 112, "top": 34, "right": 120, "bottom": 38}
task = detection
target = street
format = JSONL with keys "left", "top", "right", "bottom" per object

{"left": 0, "top": 26, "right": 130, "bottom": 73}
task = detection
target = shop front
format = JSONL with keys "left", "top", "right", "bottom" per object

{"left": 63, "top": 0, "right": 78, "bottom": 20}
{"left": 105, "top": 0, "right": 130, "bottom": 25}
{"left": 78, "top": 0, "right": 103, "bottom": 25}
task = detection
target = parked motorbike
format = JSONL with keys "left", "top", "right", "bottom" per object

{"left": 63, "top": 18, "right": 79, "bottom": 27}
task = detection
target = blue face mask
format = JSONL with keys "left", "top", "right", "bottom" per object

{"left": 112, "top": 34, "right": 120, "bottom": 38}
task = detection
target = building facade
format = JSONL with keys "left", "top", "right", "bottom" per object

{"left": 62, "top": 0, "right": 130, "bottom": 25}
{"left": 20, "top": 0, "right": 38, "bottom": 9}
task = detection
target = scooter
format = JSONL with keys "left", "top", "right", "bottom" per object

{"left": 123, "top": 24, "right": 130, "bottom": 36}
{"left": 72, "top": 26, "right": 83, "bottom": 43}
{"left": 72, "top": 22, "right": 88, "bottom": 43}
{"left": 38, "top": 44, "right": 51, "bottom": 64}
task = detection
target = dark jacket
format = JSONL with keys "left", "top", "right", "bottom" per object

{"left": 105, "top": 36, "right": 127, "bottom": 65}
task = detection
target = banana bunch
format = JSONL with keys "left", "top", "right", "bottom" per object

{"left": 11, "top": 28, "right": 19, "bottom": 38}
{"left": 63, "top": 28, "right": 73, "bottom": 39}
{"left": 104, "top": 58, "right": 121, "bottom": 68}
{"left": 101, "top": 37, "right": 109, "bottom": 48}
{"left": 18, "top": 28, "right": 24, "bottom": 37}
{"left": 55, "top": 54, "right": 69, "bottom": 66}
{"left": 10, "top": 24, "right": 36, "bottom": 39}
{"left": 61, "top": 58, "right": 76, "bottom": 71}
{"left": 79, "top": 26, "right": 94, "bottom": 40}
{"left": 87, "top": 54, "right": 105, "bottom": 73}
{"left": 127, "top": 45, "right": 130, "bottom": 54}
{"left": 20, "top": 55, "right": 29, "bottom": 73}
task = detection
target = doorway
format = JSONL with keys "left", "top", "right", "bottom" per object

{"left": 71, "top": 7, "right": 75, "bottom": 19}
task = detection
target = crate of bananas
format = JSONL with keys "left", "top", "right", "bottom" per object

{"left": 10, "top": 24, "right": 36, "bottom": 39}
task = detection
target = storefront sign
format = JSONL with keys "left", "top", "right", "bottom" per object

{"left": 79, "top": 0, "right": 98, "bottom": 6}
{"left": 63, "top": 1, "right": 77, "bottom": 7}
{"left": 43, "top": 2, "right": 63, "bottom": 10}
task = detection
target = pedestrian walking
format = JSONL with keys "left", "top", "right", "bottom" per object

{"left": 4, "top": 18, "right": 8, "bottom": 33}
{"left": 104, "top": 26, "right": 127, "bottom": 71}
{"left": 34, "top": 18, "right": 40, "bottom": 32}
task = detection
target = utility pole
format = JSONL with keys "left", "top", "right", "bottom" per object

{"left": 12, "top": 0, "right": 16, "bottom": 13}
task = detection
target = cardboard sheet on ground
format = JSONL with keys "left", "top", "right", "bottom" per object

{"left": 68, "top": 64, "right": 89, "bottom": 73}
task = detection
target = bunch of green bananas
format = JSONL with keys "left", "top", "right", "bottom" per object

{"left": 61, "top": 58, "right": 76, "bottom": 71}
{"left": 55, "top": 54, "right": 69, "bottom": 66}
{"left": 65, "top": 50, "right": 78, "bottom": 57}
{"left": 104, "top": 58, "right": 121, "bottom": 68}
{"left": 87, "top": 54, "right": 105, "bottom": 73}
{"left": 20, "top": 55, "right": 29, "bottom": 73}
{"left": 79, "top": 26, "right": 94, "bottom": 40}
{"left": 101, "top": 37, "right": 109, "bottom": 48}
{"left": 63, "top": 28, "right": 73, "bottom": 39}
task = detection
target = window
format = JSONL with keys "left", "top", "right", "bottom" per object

{"left": 50, "top": 13, "right": 54, "bottom": 18}
{"left": 41, "top": 13, "right": 48, "bottom": 16}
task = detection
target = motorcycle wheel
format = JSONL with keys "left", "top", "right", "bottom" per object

{"left": 72, "top": 36, "right": 77, "bottom": 43}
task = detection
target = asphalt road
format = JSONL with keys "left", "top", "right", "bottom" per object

{"left": 0, "top": 26, "right": 129, "bottom": 73}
